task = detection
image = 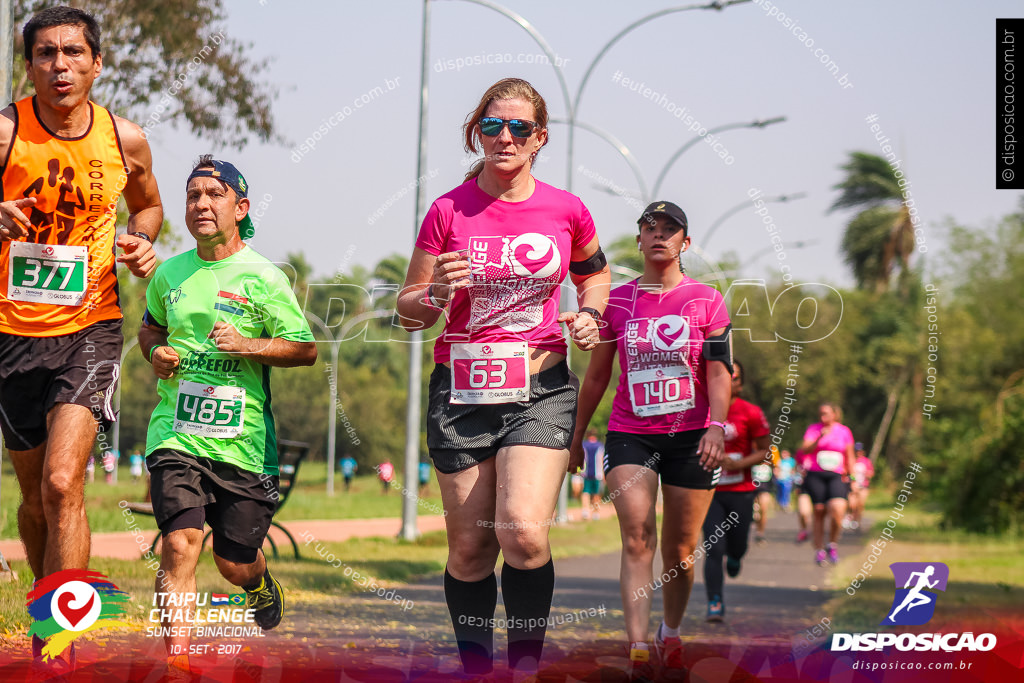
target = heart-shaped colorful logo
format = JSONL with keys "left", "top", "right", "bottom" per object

{"left": 57, "top": 591, "right": 94, "bottom": 629}
{"left": 50, "top": 581, "right": 101, "bottom": 632}
{"left": 27, "top": 569, "right": 129, "bottom": 660}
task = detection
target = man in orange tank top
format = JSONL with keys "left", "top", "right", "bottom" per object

{"left": 0, "top": 6, "right": 162, "bottom": 673}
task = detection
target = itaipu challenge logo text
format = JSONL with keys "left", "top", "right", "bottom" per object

{"left": 27, "top": 569, "right": 131, "bottom": 659}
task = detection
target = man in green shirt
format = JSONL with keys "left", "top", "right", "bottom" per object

{"left": 139, "top": 156, "right": 316, "bottom": 676}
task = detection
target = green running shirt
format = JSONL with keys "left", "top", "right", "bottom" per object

{"left": 144, "top": 246, "right": 314, "bottom": 475}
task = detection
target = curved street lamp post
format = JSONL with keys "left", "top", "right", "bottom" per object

{"left": 307, "top": 309, "right": 395, "bottom": 497}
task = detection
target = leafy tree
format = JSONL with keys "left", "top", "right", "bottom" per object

{"left": 13, "top": 0, "right": 279, "bottom": 147}
{"left": 828, "top": 152, "right": 926, "bottom": 470}
{"left": 923, "top": 199, "right": 1024, "bottom": 532}
{"left": 940, "top": 394, "right": 1024, "bottom": 534}
{"left": 369, "top": 253, "right": 409, "bottom": 314}
{"left": 830, "top": 152, "right": 916, "bottom": 293}
{"left": 606, "top": 233, "right": 643, "bottom": 281}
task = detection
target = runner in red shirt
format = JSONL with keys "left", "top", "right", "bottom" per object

{"left": 702, "top": 359, "right": 770, "bottom": 622}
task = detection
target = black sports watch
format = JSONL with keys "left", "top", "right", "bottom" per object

{"left": 130, "top": 231, "right": 153, "bottom": 243}
{"left": 578, "top": 306, "right": 602, "bottom": 322}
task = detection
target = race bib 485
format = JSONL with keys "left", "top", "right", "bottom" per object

{"left": 174, "top": 381, "right": 245, "bottom": 438}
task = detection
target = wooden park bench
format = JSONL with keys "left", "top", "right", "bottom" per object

{"left": 124, "top": 440, "right": 310, "bottom": 559}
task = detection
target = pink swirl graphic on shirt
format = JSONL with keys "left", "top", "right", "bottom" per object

{"left": 651, "top": 315, "right": 690, "bottom": 351}
{"left": 510, "top": 233, "right": 561, "bottom": 279}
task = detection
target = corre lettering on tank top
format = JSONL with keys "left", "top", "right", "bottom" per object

{"left": 0, "top": 97, "right": 128, "bottom": 336}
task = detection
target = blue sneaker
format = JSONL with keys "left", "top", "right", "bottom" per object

{"left": 726, "top": 556, "right": 742, "bottom": 578}
{"left": 706, "top": 596, "right": 724, "bottom": 622}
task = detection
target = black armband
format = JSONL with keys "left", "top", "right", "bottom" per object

{"left": 141, "top": 308, "right": 167, "bottom": 330}
{"left": 569, "top": 247, "right": 607, "bottom": 275}
{"left": 702, "top": 324, "right": 733, "bottom": 374}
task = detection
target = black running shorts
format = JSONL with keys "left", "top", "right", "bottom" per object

{"left": 604, "top": 429, "right": 721, "bottom": 489}
{"left": 0, "top": 318, "right": 122, "bottom": 451}
{"left": 802, "top": 470, "right": 848, "bottom": 504}
{"left": 427, "top": 361, "right": 579, "bottom": 474}
{"left": 147, "top": 448, "right": 278, "bottom": 550}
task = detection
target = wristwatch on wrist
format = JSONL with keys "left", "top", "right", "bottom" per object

{"left": 579, "top": 306, "right": 602, "bottom": 322}
{"left": 708, "top": 420, "right": 727, "bottom": 432}
{"left": 130, "top": 231, "right": 153, "bottom": 243}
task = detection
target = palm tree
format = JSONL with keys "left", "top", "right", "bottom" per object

{"left": 830, "top": 152, "right": 916, "bottom": 293}
{"left": 831, "top": 152, "right": 925, "bottom": 469}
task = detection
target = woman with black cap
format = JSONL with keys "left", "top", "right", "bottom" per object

{"left": 570, "top": 201, "right": 731, "bottom": 682}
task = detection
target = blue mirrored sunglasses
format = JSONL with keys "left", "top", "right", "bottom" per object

{"left": 478, "top": 117, "right": 538, "bottom": 138}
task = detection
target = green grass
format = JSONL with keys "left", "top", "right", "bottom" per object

{"left": 1, "top": 461, "right": 604, "bottom": 538}
{"left": 0, "top": 460, "right": 161, "bottom": 539}
{"left": 0, "top": 456, "right": 626, "bottom": 637}
{"left": 826, "top": 488, "right": 1024, "bottom": 633}
{"left": 0, "top": 461, "right": 452, "bottom": 539}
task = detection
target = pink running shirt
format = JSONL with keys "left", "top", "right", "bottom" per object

{"left": 416, "top": 179, "right": 597, "bottom": 364}
{"left": 601, "top": 278, "right": 731, "bottom": 434}
{"left": 802, "top": 422, "right": 855, "bottom": 474}
{"left": 853, "top": 455, "right": 874, "bottom": 485}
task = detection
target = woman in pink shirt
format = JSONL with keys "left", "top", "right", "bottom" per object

{"left": 799, "top": 403, "right": 856, "bottom": 565}
{"left": 398, "top": 78, "right": 610, "bottom": 677}
{"left": 571, "top": 201, "right": 731, "bottom": 681}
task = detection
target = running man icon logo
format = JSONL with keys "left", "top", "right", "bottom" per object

{"left": 882, "top": 562, "right": 949, "bottom": 626}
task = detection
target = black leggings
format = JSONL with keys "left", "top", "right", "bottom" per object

{"left": 802, "top": 470, "right": 849, "bottom": 504}
{"left": 702, "top": 490, "right": 756, "bottom": 600}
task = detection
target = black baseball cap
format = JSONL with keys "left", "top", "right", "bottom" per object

{"left": 185, "top": 159, "right": 255, "bottom": 240}
{"left": 638, "top": 201, "right": 688, "bottom": 233}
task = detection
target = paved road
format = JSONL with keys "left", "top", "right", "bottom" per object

{"left": 255, "top": 506, "right": 862, "bottom": 680}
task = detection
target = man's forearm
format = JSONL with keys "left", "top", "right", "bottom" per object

{"left": 233, "top": 338, "right": 317, "bottom": 367}
{"left": 139, "top": 325, "right": 169, "bottom": 362}
{"left": 128, "top": 205, "right": 163, "bottom": 241}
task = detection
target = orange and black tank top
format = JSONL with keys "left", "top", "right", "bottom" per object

{"left": 0, "top": 96, "right": 127, "bottom": 336}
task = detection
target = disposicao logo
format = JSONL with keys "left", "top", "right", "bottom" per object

{"left": 884, "top": 562, "right": 948, "bottom": 626}
{"left": 27, "top": 569, "right": 131, "bottom": 660}
{"left": 831, "top": 562, "right": 997, "bottom": 653}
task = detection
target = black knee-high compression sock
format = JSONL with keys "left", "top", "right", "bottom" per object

{"left": 444, "top": 569, "right": 497, "bottom": 674}
{"left": 501, "top": 558, "right": 555, "bottom": 670}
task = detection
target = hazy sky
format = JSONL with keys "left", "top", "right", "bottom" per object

{"left": 141, "top": 0, "right": 1023, "bottom": 289}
